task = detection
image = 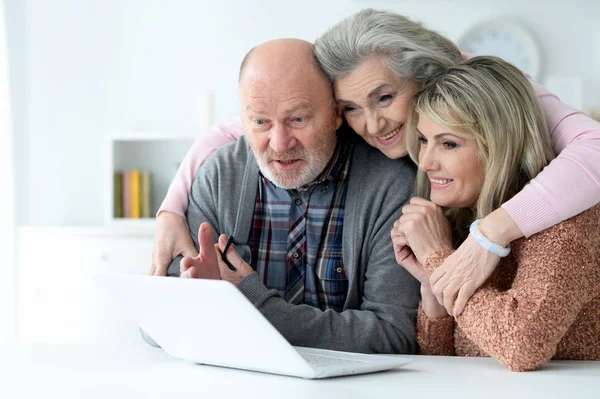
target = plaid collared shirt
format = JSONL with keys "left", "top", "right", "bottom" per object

{"left": 248, "top": 136, "right": 354, "bottom": 312}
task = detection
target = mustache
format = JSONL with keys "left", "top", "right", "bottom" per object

{"left": 264, "top": 148, "right": 306, "bottom": 162}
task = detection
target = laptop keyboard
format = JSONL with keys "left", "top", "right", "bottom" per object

{"left": 301, "top": 353, "right": 367, "bottom": 368}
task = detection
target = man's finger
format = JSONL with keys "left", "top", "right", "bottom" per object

{"left": 180, "top": 256, "right": 201, "bottom": 272}
{"left": 180, "top": 256, "right": 190, "bottom": 272}
{"left": 197, "top": 222, "right": 218, "bottom": 263}
{"left": 218, "top": 235, "right": 245, "bottom": 270}
{"left": 180, "top": 267, "right": 194, "bottom": 279}
{"left": 216, "top": 249, "right": 229, "bottom": 275}
{"left": 216, "top": 243, "right": 239, "bottom": 281}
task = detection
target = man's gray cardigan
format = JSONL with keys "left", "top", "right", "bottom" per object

{"left": 168, "top": 135, "right": 420, "bottom": 354}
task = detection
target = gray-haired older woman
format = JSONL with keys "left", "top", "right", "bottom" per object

{"left": 150, "top": 9, "right": 600, "bottom": 326}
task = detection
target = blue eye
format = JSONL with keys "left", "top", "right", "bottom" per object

{"left": 252, "top": 119, "right": 271, "bottom": 129}
{"left": 289, "top": 116, "right": 311, "bottom": 125}
{"left": 418, "top": 136, "right": 427, "bottom": 144}
{"left": 379, "top": 95, "right": 393, "bottom": 103}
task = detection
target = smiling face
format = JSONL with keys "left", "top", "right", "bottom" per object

{"left": 334, "top": 57, "right": 421, "bottom": 159}
{"left": 239, "top": 40, "right": 342, "bottom": 190}
{"left": 416, "top": 114, "right": 485, "bottom": 209}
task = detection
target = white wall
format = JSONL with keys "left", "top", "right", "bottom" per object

{"left": 0, "top": 0, "right": 16, "bottom": 342}
{"left": 6, "top": 0, "right": 600, "bottom": 226}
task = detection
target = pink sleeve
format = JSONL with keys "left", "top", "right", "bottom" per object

{"left": 502, "top": 81, "right": 600, "bottom": 237}
{"left": 157, "top": 116, "right": 245, "bottom": 217}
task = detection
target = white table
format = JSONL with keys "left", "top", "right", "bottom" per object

{"left": 1, "top": 343, "right": 598, "bottom": 399}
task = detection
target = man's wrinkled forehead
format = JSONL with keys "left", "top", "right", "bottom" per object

{"left": 240, "top": 80, "right": 335, "bottom": 119}
{"left": 240, "top": 68, "right": 334, "bottom": 110}
{"left": 245, "top": 100, "right": 315, "bottom": 116}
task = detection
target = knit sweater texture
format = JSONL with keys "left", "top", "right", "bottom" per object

{"left": 417, "top": 205, "right": 600, "bottom": 371}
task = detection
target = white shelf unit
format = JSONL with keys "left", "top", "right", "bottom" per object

{"left": 104, "top": 132, "right": 196, "bottom": 227}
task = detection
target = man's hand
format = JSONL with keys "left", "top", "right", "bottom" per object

{"left": 179, "top": 222, "right": 221, "bottom": 280}
{"left": 393, "top": 197, "right": 453, "bottom": 264}
{"left": 215, "top": 234, "right": 254, "bottom": 285}
{"left": 150, "top": 211, "right": 198, "bottom": 276}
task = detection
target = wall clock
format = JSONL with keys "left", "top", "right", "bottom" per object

{"left": 458, "top": 20, "right": 542, "bottom": 80}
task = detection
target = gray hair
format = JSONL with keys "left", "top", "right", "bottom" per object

{"left": 314, "top": 9, "right": 461, "bottom": 84}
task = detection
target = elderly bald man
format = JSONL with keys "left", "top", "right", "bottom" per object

{"left": 155, "top": 39, "right": 420, "bottom": 354}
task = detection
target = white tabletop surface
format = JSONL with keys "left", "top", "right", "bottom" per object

{"left": 1, "top": 343, "right": 598, "bottom": 399}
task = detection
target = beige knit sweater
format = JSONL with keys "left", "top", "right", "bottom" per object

{"left": 417, "top": 205, "right": 600, "bottom": 371}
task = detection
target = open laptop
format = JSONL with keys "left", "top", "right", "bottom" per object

{"left": 92, "top": 272, "right": 412, "bottom": 379}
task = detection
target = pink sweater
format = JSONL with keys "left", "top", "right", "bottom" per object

{"left": 159, "top": 84, "right": 600, "bottom": 238}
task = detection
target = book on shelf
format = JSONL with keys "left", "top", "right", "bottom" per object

{"left": 113, "top": 171, "right": 123, "bottom": 218}
{"left": 123, "top": 171, "right": 132, "bottom": 218}
{"left": 114, "top": 169, "right": 152, "bottom": 220}
{"left": 141, "top": 171, "right": 151, "bottom": 218}
{"left": 131, "top": 170, "right": 141, "bottom": 219}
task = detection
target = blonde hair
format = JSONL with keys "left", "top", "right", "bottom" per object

{"left": 406, "top": 56, "right": 556, "bottom": 241}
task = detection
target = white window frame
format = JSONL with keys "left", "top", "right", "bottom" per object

{"left": 0, "top": 2, "right": 16, "bottom": 343}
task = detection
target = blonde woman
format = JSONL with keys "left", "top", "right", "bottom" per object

{"left": 392, "top": 56, "right": 600, "bottom": 371}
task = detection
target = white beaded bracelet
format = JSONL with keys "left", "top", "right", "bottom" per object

{"left": 469, "top": 219, "right": 511, "bottom": 257}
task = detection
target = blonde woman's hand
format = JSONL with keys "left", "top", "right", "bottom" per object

{"left": 391, "top": 225, "right": 447, "bottom": 319}
{"left": 149, "top": 211, "right": 198, "bottom": 276}
{"left": 391, "top": 228, "right": 428, "bottom": 284}
{"left": 420, "top": 283, "right": 450, "bottom": 320}
{"left": 394, "top": 197, "right": 453, "bottom": 264}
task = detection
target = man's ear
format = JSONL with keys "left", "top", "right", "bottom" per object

{"left": 334, "top": 104, "right": 343, "bottom": 130}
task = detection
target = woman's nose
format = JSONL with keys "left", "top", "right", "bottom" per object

{"left": 418, "top": 146, "right": 439, "bottom": 172}
{"left": 365, "top": 109, "right": 385, "bottom": 136}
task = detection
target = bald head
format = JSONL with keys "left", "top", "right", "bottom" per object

{"left": 239, "top": 39, "right": 330, "bottom": 87}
